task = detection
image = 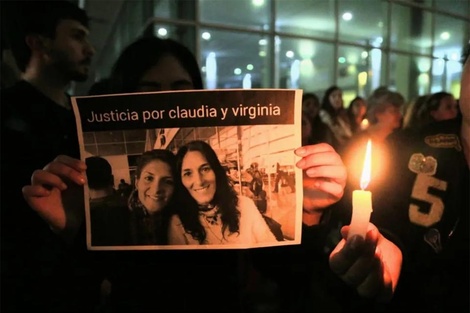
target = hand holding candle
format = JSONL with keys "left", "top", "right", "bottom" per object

{"left": 348, "top": 139, "right": 373, "bottom": 240}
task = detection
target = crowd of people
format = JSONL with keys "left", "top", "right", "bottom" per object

{"left": 1, "top": 1, "right": 468, "bottom": 313}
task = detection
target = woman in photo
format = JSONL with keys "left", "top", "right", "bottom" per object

{"left": 168, "top": 140, "right": 277, "bottom": 245}
{"left": 127, "top": 149, "right": 177, "bottom": 245}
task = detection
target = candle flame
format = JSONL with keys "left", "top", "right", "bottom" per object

{"left": 360, "top": 118, "right": 369, "bottom": 130}
{"left": 360, "top": 139, "right": 372, "bottom": 190}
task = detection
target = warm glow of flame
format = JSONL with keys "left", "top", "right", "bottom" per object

{"left": 360, "top": 139, "right": 372, "bottom": 190}
{"left": 360, "top": 118, "right": 369, "bottom": 130}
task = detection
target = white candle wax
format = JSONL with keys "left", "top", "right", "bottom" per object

{"left": 348, "top": 189, "right": 372, "bottom": 239}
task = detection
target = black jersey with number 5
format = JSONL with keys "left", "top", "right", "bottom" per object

{"left": 371, "top": 117, "right": 469, "bottom": 313}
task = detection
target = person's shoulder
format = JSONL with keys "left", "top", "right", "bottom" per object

{"left": 420, "top": 117, "right": 461, "bottom": 135}
{"left": 1, "top": 80, "right": 35, "bottom": 97}
{"left": 1, "top": 81, "right": 40, "bottom": 112}
{"left": 386, "top": 127, "right": 420, "bottom": 145}
{"left": 391, "top": 118, "right": 460, "bottom": 141}
{"left": 169, "top": 213, "right": 183, "bottom": 225}
{"left": 236, "top": 195, "right": 257, "bottom": 211}
{"left": 237, "top": 194, "right": 254, "bottom": 203}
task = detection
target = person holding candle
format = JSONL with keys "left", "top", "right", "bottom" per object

{"left": 367, "top": 46, "right": 470, "bottom": 313}
{"left": 249, "top": 142, "right": 403, "bottom": 312}
{"left": 339, "top": 88, "right": 405, "bottom": 220}
{"left": 19, "top": 35, "right": 404, "bottom": 313}
{"left": 22, "top": 142, "right": 403, "bottom": 312}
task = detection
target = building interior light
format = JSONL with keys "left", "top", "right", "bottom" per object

{"left": 342, "top": 12, "right": 353, "bottom": 21}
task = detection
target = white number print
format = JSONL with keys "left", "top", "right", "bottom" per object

{"left": 409, "top": 173, "right": 448, "bottom": 227}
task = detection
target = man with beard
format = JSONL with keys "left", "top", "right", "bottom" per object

{"left": 0, "top": 1, "right": 96, "bottom": 312}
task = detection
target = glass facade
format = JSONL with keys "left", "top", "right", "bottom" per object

{"left": 88, "top": 0, "right": 470, "bottom": 103}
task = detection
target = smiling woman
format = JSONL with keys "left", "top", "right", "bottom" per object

{"left": 168, "top": 140, "right": 277, "bottom": 246}
{"left": 127, "top": 149, "right": 177, "bottom": 245}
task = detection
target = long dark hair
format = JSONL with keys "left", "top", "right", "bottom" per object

{"left": 127, "top": 149, "right": 177, "bottom": 245}
{"left": 108, "top": 36, "right": 203, "bottom": 93}
{"left": 417, "top": 91, "right": 454, "bottom": 125}
{"left": 321, "top": 85, "right": 343, "bottom": 122}
{"left": 174, "top": 140, "right": 239, "bottom": 244}
{"left": 346, "top": 96, "right": 365, "bottom": 133}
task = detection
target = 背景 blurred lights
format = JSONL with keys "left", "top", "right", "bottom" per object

{"left": 286, "top": 50, "right": 294, "bottom": 58}
{"left": 417, "top": 58, "right": 431, "bottom": 73}
{"left": 372, "top": 37, "right": 383, "bottom": 47}
{"left": 246, "top": 64, "right": 254, "bottom": 71}
{"left": 450, "top": 52, "right": 460, "bottom": 61}
{"left": 205, "top": 52, "right": 217, "bottom": 89}
{"left": 234, "top": 68, "right": 242, "bottom": 75}
{"left": 202, "top": 32, "right": 211, "bottom": 40}
{"left": 157, "top": 28, "right": 168, "bottom": 37}
{"left": 290, "top": 60, "right": 300, "bottom": 88}
{"left": 418, "top": 73, "right": 429, "bottom": 85}
{"left": 299, "top": 59, "right": 313, "bottom": 77}
{"left": 358, "top": 71, "right": 367, "bottom": 86}
{"left": 298, "top": 40, "right": 315, "bottom": 59}
{"left": 243, "top": 74, "right": 252, "bottom": 89}
{"left": 342, "top": 12, "right": 353, "bottom": 21}
{"left": 432, "top": 59, "right": 445, "bottom": 76}
{"left": 440, "top": 32, "right": 450, "bottom": 40}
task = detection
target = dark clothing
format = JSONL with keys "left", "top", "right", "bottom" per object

{"left": 100, "top": 249, "right": 244, "bottom": 313}
{"left": 248, "top": 222, "right": 379, "bottom": 313}
{"left": 309, "top": 115, "right": 338, "bottom": 148}
{"left": 1, "top": 81, "right": 101, "bottom": 312}
{"left": 0, "top": 82, "right": 254, "bottom": 313}
{"left": 0, "top": 80, "right": 379, "bottom": 313}
{"left": 90, "top": 195, "right": 131, "bottom": 246}
{"left": 128, "top": 208, "right": 168, "bottom": 245}
{"left": 117, "top": 181, "right": 132, "bottom": 199}
{"left": 370, "top": 118, "right": 469, "bottom": 312}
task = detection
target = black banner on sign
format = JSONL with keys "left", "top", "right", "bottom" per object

{"left": 74, "top": 89, "right": 295, "bottom": 132}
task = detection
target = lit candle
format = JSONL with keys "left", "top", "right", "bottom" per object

{"left": 360, "top": 118, "right": 369, "bottom": 130}
{"left": 348, "top": 139, "right": 373, "bottom": 240}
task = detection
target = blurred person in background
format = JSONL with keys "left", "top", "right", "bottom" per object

{"left": 346, "top": 96, "right": 368, "bottom": 134}
{"left": 302, "top": 92, "right": 337, "bottom": 147}
{"left": 341, "top": 88, "right": 405, "bottom": 194}
{"left": 1, "top": 1, "right": 97, "bottom": 311}
{"left": 416, "top": 91, "right": 459, "bottom": 127}
{"left": 402, "top": 94, "right": 430, "bottom": 130}
{"left": 319, "top": 85, "right": 353, "bottom": 151}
